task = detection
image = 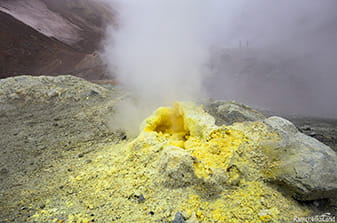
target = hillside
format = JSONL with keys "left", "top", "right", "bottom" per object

{"left": 0, "top": 0, "right": 114, "bottom": 80}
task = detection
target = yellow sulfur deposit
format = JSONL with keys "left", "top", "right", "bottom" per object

{"left": 30, "top": 101, "right": 310, "bottom": 222}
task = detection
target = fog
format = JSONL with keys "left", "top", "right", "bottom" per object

{"left": 101, "top": 0, "right": 337, "bottom": 122}
{"left": 102, "top": 1, "right": 212, "bottom": 104}
{"left": 206, "top": 0, "right": 337, "bottom": 118}
{"left": 102, "top": 0, "right": 214, "bottom": 133}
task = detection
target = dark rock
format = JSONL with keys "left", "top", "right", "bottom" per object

{"left": 89, "top": 90, "right": 99, "bottom": 96}
{"left": 138, "top": 194, "right": 145, "bottom": 203}
{"left": 309, "top": 132, "right": 317, "bottom": 137}
{"left": 301, "top": 125, "right": 312, "bottom": 131}
{"left": 0, "top": 1, "right": 114, "bottom": 80}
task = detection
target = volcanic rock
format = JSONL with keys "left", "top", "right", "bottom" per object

{"left": 205, "top": 100, "right": 266, "bottom": 125}
{"left": 263, "top": 116, "right": 337, "bottom": 201}
{"left": 158, "top": 146, "right": 197, "bottom": 188}
{"left": 206, "top": 100, "right": 337, "bottom": 201}
{"left": 172, "top": 212, "right": 186, "bottom": 223}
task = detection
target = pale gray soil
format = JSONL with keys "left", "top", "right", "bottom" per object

{"left": 0, "top": 76, "right": 125, "bottom": 191}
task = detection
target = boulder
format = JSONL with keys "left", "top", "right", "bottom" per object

{"left": 262, "top": 116, "right": 337, "bottom": 200}
{"left": 204, "top": 100, "right": 265, "bottom": 126}
{"left": 207, "top": 101, "right": 337, "bottom": 201}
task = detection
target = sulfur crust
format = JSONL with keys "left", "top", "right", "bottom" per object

{"left": 30, "top": 101, "right": 310, "bottom": 223}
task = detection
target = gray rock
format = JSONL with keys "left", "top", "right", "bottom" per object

{"left": 158, "top": 146, "right": 197, "bottom": 188}
{"left": 204, "top": 100, "right": 265, "bottom": 126}
{"left": 172, "top": 212, "right": 186, "bottom": 223}
{"left": 137, "top": 194, "right": 145, "bottom": 203}
{"left": 263, "top": 116, "right": 337, "bottom": 200}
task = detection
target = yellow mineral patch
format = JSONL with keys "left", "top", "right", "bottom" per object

{"left": 183, "top": 181, "right": 309, "bottom": 222}
{"left": 29, "top": 101, "right": 310, "bottom": 222}
{"left": 143, "top": 106, "right": 187, "bottom": 137}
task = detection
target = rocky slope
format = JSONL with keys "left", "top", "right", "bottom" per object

{"left": 0, "top": 0, "right": 115, "bottom": 80}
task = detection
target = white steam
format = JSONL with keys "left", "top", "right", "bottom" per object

{"left": 103, "top": 1, "right": 214, "bottom": 105}
{"left": 102, "top": 0, "right": 218, "bottom": 133}
{"left": 102, "top": 0, "right": 337, "bottom": 127}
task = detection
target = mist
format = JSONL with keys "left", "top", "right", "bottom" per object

{"left": 102, "top": 1, "right": 214, "bottom": 103}
{"left": 102, "top": 0, "right": 217, "bottom": 133}
{"left": 101, "top": 0, "right": 337, "bottom": 123}
{"left": 206, "top": 0, "right": 337, "bottom": 118}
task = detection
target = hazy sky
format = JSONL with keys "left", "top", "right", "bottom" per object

{"left": 102, "top": 0, "right": 337, "bottom": 118}
{"left": 207, "top": 0, "right": 337, "bottom": 117}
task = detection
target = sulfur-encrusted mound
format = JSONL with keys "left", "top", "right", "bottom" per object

{"left": 27, "top": 101, "right": 337, "bottom": 222}
{"left": 106, "top": 102, "right": 311, "bottom": 222}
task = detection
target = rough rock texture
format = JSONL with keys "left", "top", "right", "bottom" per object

{"left": 263, "top": 116, "right": 337, "bottom": 200}
{"left": 158, "top": 146, "right": 197, "bottom": 188}
{"left": 287, "top": 116, "right": 337, "bottom": 153}
{"left": 206, "top": 101, "right": 337, "bottom": 201}
{"left": 205, "top": 100, "right": 266, "bottom": 126}
{"left": 231, "top": 116, "right": 337, "bottom": 201}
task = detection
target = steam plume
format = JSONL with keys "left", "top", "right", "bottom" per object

{"left": 102, "top": 0, "right": 337, "bottom": 125}
{"left": 102, "top": 0, "right": 217, "bottom": 133}
{"left": 103, "top": 1, "right": 214, "bottom": 104}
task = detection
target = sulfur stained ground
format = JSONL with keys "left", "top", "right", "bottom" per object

{"left": 0, "top": 102, "right": 313, "bottom": 223}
